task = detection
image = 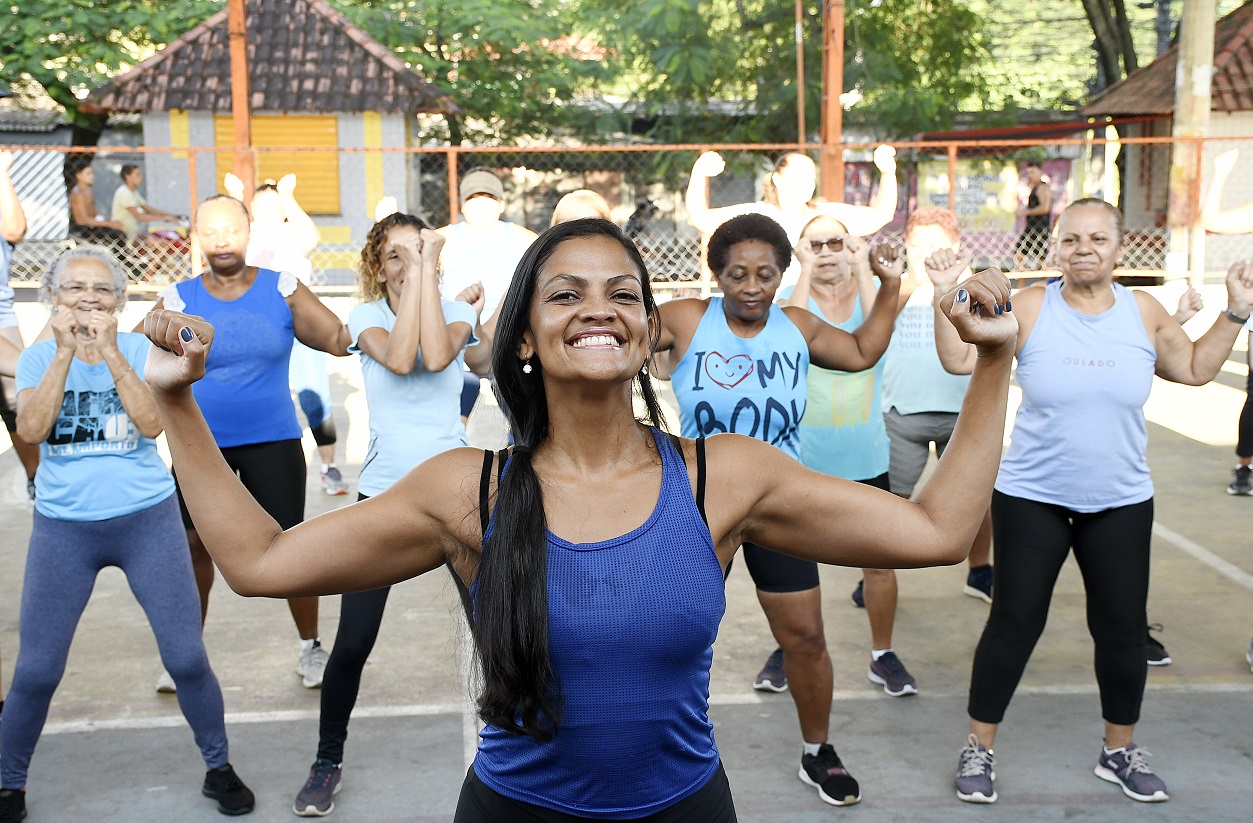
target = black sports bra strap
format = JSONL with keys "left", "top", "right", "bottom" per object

{"left": 478, "top": 449, "right": 494, "bottom": 534}
{"left": 695, "top": 436, "right": 707, "bottom": 527}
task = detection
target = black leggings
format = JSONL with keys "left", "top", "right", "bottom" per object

{"left": 176, "top": 439, "right": 306, "bottom": 530}
{"left": 968, "top": 491, "right": 1153, "bottom": 726}
{"left": 317, "top": 493, "right": 391, "bottom": 764}
{"left": 1238, "top": 355, "right": 1253, "bottom": 458}
{"left": 453, "top": 763, "right": 737, "bottom": 823}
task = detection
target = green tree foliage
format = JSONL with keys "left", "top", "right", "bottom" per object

{"left": 575, "top": 0, "right": 992, "bottom": 142}
{"left": 327, "top": 0, "right": 602, "bottom": 145}
{"left": 0, "top": 0, "right": 220, "bottom": 138}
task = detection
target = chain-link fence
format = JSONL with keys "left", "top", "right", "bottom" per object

{"left": 5, "top": 136, "right": 1253, "bottom": 294}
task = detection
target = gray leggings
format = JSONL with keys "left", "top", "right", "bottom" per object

{"left": 0, "top": 493, "right": 229, "bottom": 789}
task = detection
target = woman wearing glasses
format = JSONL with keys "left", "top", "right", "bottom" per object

{"left": 0, "top": 246, "right": 253, "bottom": 821}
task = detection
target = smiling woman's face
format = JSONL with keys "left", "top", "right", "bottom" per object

{"left": 520, "top": 234, "right": 650, "bottom": 386}
{"left": 1055, "top": 204, "right": 1121, "bottom": 286}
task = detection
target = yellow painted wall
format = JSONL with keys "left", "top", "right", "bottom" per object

{"left": 214, "top": 115, "right": 340, "bottom": 214}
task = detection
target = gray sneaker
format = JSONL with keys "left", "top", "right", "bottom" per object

{"left": 867, "top": 651, "right": 917, "bottom": 696}
{"left": 955, "top": 734, "right": 997, "bottom": 803}
{"left": 293, "top": 759, "right": 342, "bottom": 817}
{"left": 298, "top": 642, "right": 330, "bottom": 689}
{"left": 753, "top": 647, "right": 787, "bottom": 692}
{"left": 1094, "top": 744, "right": 1168, "bottom": 802}
{"left": 1228, "top": 465, "right": 1252, "bottom": 495}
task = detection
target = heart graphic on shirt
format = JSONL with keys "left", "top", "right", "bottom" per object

{"left": 705, "top": 351, "right": 754, "bottom": 389}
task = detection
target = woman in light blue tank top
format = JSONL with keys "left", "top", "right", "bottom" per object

{"left": 657, "top": 213, "right": 902, "bottom": 805}
{"left": 144, "top": 217, "right": 1020, "bottom": 822}
{"left": 932, "top": 200, "right": 1253, "bottom": 806}
{"left": 783, "top": 214, "right": 918, "bottom": 698}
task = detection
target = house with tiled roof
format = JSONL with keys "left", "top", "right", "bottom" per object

{"left": 81, "top": 0, "right": 457, "bottom": 252}
{"left": 1084, "top": 1, "right": 1253, "bottom": 264}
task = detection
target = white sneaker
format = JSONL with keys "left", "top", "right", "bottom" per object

{"left": 1246, "top": 638, "right": 1253, "bottom": 674}
{"left": 156, "top": 670, "right": 177, "bottom": 694}
{"left": 298, "top": 642, "right": 330, "bottom": 689}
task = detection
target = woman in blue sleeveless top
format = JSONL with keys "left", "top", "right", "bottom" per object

{"left": 654, "top": 213, "right": 903, "bottom": 806}
{"left": 933, "top": 199, "right": 1253, "bottom": 806}
{"left": 142, "top": 218, "right": 1018, "bottom": 822}
{"left": 151, "top": 194, "right": 351, "bottom": 691}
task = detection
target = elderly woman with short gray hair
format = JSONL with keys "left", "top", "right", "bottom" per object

{"left": 0, "top": 246, "right": 254, "bottom": 821}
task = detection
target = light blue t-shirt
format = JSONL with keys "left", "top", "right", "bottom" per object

{"left": 670, "top": 298, "right": 809, "bottom": 459}
{"left": 779, "top": 286, "right": 889, "bottom": 481}
{"left": 348, "top": 297, "right": 478, "bottom": 496}
{"left": 881, "top": 283, "right": 971, "bottom": 415}
{"left": 16, "top": 334, "right": 175, "bottom": 521}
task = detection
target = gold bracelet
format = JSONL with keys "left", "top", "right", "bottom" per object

{"left": 114, "top": 366, "right": 135, "bottom": 383}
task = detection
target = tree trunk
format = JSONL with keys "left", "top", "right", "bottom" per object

{"left": 1111, "top": 0, "right": 1139, "bottom": 73}
{"left": 1080, "top": 0, "right": 1127, "bottom": 88}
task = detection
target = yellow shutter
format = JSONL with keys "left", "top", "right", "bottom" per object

{"left": 215, "top": 115, "right": 340, "bottom": 214}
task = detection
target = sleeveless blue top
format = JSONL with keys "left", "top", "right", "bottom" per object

{"left": 995, "top": 280, "right": 1156, "bottom": 512}
{"left": 472, "top": 429, "right": 725, "bottom": 819}
{"left": 671, "top": 298, "right": 809, "bottom": 459}
{"left": 173, "top": 269, "right": 301, "bottom": 448}
{"left": 787, "top": 290, "right": 889, "bottom": 481}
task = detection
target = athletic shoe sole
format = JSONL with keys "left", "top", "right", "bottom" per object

{"left": 867, "top": 669, "right": 918, "bottom": 697}
{"left": 962, "top": 584, "right": 993, "bottom": 604}
{"left": 322, "top": 487, "right": 349, "bottom": 496}
{"left": 293, "top": 781, "right": 342, "bottom": 817}
{"left": 1094, "top": 764, "right": 1169, "bottom": 802}
{"left": 1146, "top": 655, "right": 1172, "bottom": 667}
{"left": 752, "top": 679, "right": 788, "bottom": 693}
{"left": 798, "top": 769, "right": 861, "bottom": 806}
{"left": 956, "top": 783, "right": 998, "bottom": 804}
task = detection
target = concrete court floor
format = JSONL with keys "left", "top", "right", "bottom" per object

{"left": 0, "top": 290, "right": 1250, "bottom": 822}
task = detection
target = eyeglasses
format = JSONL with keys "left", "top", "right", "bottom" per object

{"left": 58, "top": 282, "right": 118, "bottom": 297}
{"left": 808, "top": 237, "right": 845, "bottom": 253}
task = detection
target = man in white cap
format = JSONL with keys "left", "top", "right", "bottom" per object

{"left": 437, "top": 168, "right": 537, "bottom": 421}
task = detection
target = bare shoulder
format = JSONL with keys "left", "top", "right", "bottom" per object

{"left": 1131, "top": 288, "right": 1172, "bottom": 333}
{"left": 780, "top": 304, "right": 819, "bottom": 333}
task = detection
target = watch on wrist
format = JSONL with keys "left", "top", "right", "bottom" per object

{"left": 1224, "top": 308, "right": 1250, "bottom": 325}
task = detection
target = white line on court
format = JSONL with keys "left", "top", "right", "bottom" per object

{"left": 1153, "top": 521, "right": 1253, "bottom": 591}
{"left": 42, "top": 682, "right": 1253, "bottom": 736}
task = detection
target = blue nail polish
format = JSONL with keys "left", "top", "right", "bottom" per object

{"left": 1005, "top": 299, "right": 1013, "bottom": 312}
{"left": 180, "top": 327, "right": 194, "bottom": 342}
{"left": 956, "top": 289, "right": 968, "bottom": 303}
{"left": 994, "top": 304, "right": 1003, "bottom": 315}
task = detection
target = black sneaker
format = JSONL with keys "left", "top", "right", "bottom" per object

{"left": 203, "top": 764, "right": 255, "bottom": 816}
{"left": 1228, "top": 465, "right": 1252, "bottom": 495}
{"left": 851, "top": 579, "right": 865, "bottom": 608}
{"left": 964, "top": 564, "right": 994, "bottom": 603}
{"left": 1146, "top": 624, "right": 1171, "bottom": 666}
{"left": 0, "top": 790, "right": 26, "bottom": 822}
{"left": 752, "top": 647, "right": 788, "bottom": 693}
{"left": 799, "top": 744, "right": 861, "bottom": 806}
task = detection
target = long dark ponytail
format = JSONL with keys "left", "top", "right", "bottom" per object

{"left": 474, "top": 218, "right": 667, "bottom": 740}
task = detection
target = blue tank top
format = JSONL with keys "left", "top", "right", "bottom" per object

{"left": 995, "top": 280, "right": 1156, "bottom": 512}
{"left": 472, "top": 429, "right": 725, "bottom": 818}
{"left": 173, "top": 269, "right": 301, "bottom": 448}
{"left": 671, "top": 298, "right": 809, "bottom": 459}
{"left": 792, "top": 291, "right": 889, "bottom": 481}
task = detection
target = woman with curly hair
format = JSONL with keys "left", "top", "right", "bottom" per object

{"left": 290, "top": 213, "right": 484, "bottom": 817}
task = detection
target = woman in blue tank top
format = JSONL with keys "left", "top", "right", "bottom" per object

{"left": 143, "top": 218, "right": 1018, "bottom": 822}
{"left": 932, "top": 199, "right": 1253, "bottom": 806}
{"left": 655, "top": 213, "right": 903, "bottom": 806}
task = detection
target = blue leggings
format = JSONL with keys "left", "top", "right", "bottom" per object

{"left": 0, "top": 493, "right": 229, "bottom": 789}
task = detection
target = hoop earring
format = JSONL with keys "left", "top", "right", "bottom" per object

{"left": 522, "top": 359, "right": 533, "bottom": 374}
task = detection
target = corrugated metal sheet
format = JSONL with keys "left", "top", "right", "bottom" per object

{"left": 1085, "top": 2, "right": 1253, "bottom": 117}
{"left": 82, "top": 0, "right": 457, "bottom": 116}
{"left": 9, "top": 150, "right": 69, "bottom": 241}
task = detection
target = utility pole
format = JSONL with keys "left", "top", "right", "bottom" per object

{"left": 819, "top": 0, "right": 844, "bottom": 201}
{"left": 228, "top": 0, "right": 254, "bottom": 204}
{"left": 795, "top": 0, "right": 807, "bottom": 144}
{"left": 1167, "top": 0, "right": 1215, "bottom": 284}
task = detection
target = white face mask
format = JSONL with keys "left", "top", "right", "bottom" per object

{"left": 461, "top": 196, "right": 504, "bottom": 228}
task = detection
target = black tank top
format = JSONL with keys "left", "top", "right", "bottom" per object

{"left": 1026, "top": 184, "right": 1050, "bottom": 234}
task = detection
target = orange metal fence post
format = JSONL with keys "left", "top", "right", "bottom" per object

{"left": 447, "top": 148, "right": 460, "bottom": 222}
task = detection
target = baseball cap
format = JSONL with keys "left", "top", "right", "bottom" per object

{"left": 459, "top": 169, "right": 504, "bottom": 203}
